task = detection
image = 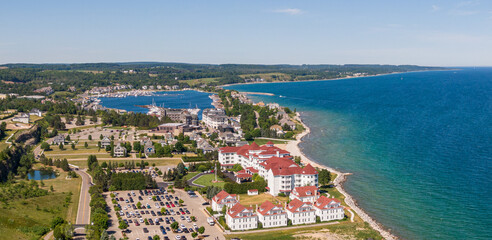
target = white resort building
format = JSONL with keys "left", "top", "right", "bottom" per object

{"left": 212, "top": 190, "right": 238, "bottom": 212}
{"left": 256, "top": 201, "right": 288, "bottom": 228}
{"left": 290, "top": 186, "right": 319, "bottom": 203}
{"left": 202, "top": 108, "right": 227, "bottom": 129}
{"left": 226, "top": 203, "right": 258, "bottom": 231}
{"left": 285, "top": 198, "right": 316, "bottom": 225}
{"left": 314, "top": 196, "right": 345, "bottom": 222}
{"left": 218, "top": 142, "right": 318, "bottom": 196}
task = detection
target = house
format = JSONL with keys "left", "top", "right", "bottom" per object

{"left": 52, "top": 135, "right": 65, "bottom": 145}
{"left": 247, "top": 189, "right": 258, "bottom": 196}
{"left": 140, "top": 136, "right": 152, "bottom": 146}
{"left": 290, "top": 186, "right": 319, "bottom": 203}
{"left": 257, "top": 201, "right": 287, "bottom": 228}
{"left": 269, "top": 124, "right": 284, "bottom": 135}
{"left": 144, "top": 141, "right": 155, "bottom": 156}
{"left": 279, "top": 119, "right": 296, "bottom": 130}
{"left": 226, "top": 203, "right": 258, "bottom": 231}
{"left": 29, "top": 108, "right": 42, "bottom": 117}
{"left": 285, "top": 198, "right": 316, "bottom": 225}
{"left": 113, "top": 143, "right": 127, "bottom": 157}
{"left": 313, "top": 196, "right": 345, "bottom": 222}
{"left": 101, "top": 136, "right": 112, "bottom": 148}
{"left": 156, "top": 123, "right": 185, "bottom": 135}
{"left": 12, "top": 113, "right": 29, "bottom": 124}
{"left": 212, "top": 190, "right": 238, "bottom": 212}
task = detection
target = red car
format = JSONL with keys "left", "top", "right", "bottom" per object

{"left": 135, "top": 222, "right": 140, "bottom": 226}
{"left": 171, "top": 203, "right": 175, "bottom": 207}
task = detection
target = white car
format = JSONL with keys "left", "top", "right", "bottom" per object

{"left": 139, "top": 218, "right": 143, "bottom": 223}
{"left": 175, "top": 236, "right": 181, "bottom": 240}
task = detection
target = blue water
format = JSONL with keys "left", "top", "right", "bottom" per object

{"left": 99, "top": 90, "right": 214, "bottom": 118}
{"left": 225, "top": 68, "right": 492, "bottom": 240}
{"left": 28, "top": 170, "right": 56, "bottom": 180}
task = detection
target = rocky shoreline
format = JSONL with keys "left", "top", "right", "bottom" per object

{"left": 288, "top": 112, "right": 398, "bottom": 240}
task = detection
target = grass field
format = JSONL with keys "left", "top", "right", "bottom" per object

{"left": 249, "top": 139, "right": 288, "bottom": 145}
{"left": 0, "top": 170, "right": 82, "bottom": 240}
{"left": 179, "top": 77, "right": 219, "bottom": 86}
{"left": 184, "top": 172, "right": 200, "bottom": 181}
{"left": 239, "top": 72, "right": 292, "bottom": 82}
{"left": 236, "top": 193, "right": 289, "bottom": 206}
{"left": 193, "top": 174, "right": 226, "bottom": 187}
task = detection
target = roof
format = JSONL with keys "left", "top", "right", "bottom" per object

{"left": 292, "top": 186, "right": 318, "bottom": 198}
{"left": 248, "top": 189, "right": 258, "bottom": 192}
{"left": 158, "top": 123, "right": 185, "bottom": 127}
{"left": 286, "top": 198, "right": 314, "bottom": 213}
{"left": 265, "top": 141, "right": 274, "bottom": 145}
{"left": 314, "top": 196, "right": 342, "bottom": 210}
{"left": 227, "top": 203, "right": 255, "bottom": 218}
{"left": 212, "top": 190, "right": 237, "bottom": 204}
{"left": 218, "top": 146, "right": 239, "bottom": 153}
{"left": 236, "top": 173, "right": 252, "bottom": 179}
{"left": 257, "top": 200, "right": 285, "bottom": 216}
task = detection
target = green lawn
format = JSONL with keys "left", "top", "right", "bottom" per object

{"left": 179, "top": 77, "right": 219, "bottom": 86}
{"left": 237, "top": 193, "right": 289, "bottom": 206}
{"left": 0, "top": 171, "right": 82, "bottom": 240}
{"left": 248, "top": 139, "right": 287, "bottom": 145}
{"left": 184, "top": 172, "right": 200, "bottom": 181}
{"left": 193, "top": 174, "right": 226, "bottom": 187}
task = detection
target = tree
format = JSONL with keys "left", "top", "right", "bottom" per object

{"left": 84, "top": 142, "right": 88, "bottom": 148}
{"left": 178, "top": 199, "right": 184, "bottom": 206}
{"left": 231, "top": 164, "right": 243, "bottom": 172}
{"left": 197, "top": 226, "right": 205, "bottom": 234}
{"left": 191, "top": 232, "right": 198, "bottom": 238}
{"left": 99, "top": 134, "right": 103, "bottom": 140}
{"left": 318, "top": 169, "right": 331, "bottom": 186}
{"left": 88, "top": 135, "right": 92, "bottom": 140}
{"left": 118, "top": 220, "right": 128, "bottom": 230}
{"left": 41, "top": 142, "right": 51, "bottom": 151}
{"left": 137, "top": 202, "right": 142, "bottom": 209}
{"left": 59, "top": 143, "right": 64, "bottom": 150}
{"left": 87, "top": 155, "right": 98, "bottom": 171}
{"left": 66, "top": 135, "right": 71, "bottom": 142}
{"left": 153, "top": 235, "right": 160, "bottom": 240}
{"left": 71, "top": 143, "right": 76, "bottom": 150}
{"left": 171, "top": 221, "right": 179, "bottom": 230}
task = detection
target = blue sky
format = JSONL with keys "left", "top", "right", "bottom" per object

{"left": 1, "top": 0, "right": 491, "bottom": 66}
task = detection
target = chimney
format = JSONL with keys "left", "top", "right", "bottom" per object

{"left": 276, "top": 151, "right": 280, "bottom": 157}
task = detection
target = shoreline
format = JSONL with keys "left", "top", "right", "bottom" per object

{"left": 219, "top": 69, "right": 453, "bottom": 88}
{"left": 286, "top": 112, "right": 397, "bottom": 240}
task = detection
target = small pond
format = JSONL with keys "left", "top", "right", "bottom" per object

{"left": 27, "top": 170, "right": 56, "bottom": 180}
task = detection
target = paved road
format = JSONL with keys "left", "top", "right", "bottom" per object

{"left": 75, "top": 169, "right": 93, "bottom": 225}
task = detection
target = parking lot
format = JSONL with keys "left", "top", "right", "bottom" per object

{"left": 104, "top": 188, "right": 225, "bottom": 240}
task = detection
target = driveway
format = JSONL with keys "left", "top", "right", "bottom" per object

{"left": 75, "top": 169, "right": 93, "bottom": 225}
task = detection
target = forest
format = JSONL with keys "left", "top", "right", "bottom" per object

{"left": 0, "top": 62, "right": 445, "bottom": 95}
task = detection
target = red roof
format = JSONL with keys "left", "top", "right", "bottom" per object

{"left": 292, "top": 186, "right": 318, "bottom": 198}
{"left": 213, "top": 190, "right": 237, "bottom": 204}
{"left": 246, "top": 167, "right": 259, "bottom": 173}
{"left": 236, "top": 173, "right": 252, "bottom": 179}
{"left": 301, "top": 164, "right": 318, "bottom": 175}
{"left": 249, "top": 142, "right": 260, "bottom": 150}
{"left": 257, "top": 200, "right": 285, "bottom": 216}
{"left": 314, "top": 196, "right": 342, "bottom": 210}
{"left": 248, "top": 189, "right": 258, "bottom": 192}
{"left": 227, "top": 203, "right": 256, "bottom": 218}
{"left": 286, "top": 198, "right": 314, "bottom": 213}
{"left": 266, "top": 141, "right": 273, "bottom": 145}
{"left": 219, "top": 146, "right": 240, "bottom": 153}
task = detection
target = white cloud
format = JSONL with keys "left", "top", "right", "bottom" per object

{"left": 432, "top": 5, "right": 440, "bottom": 12}
{"left": 273, "top": 8, "right": 304, "bottom": 15}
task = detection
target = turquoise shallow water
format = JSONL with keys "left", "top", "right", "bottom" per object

{"left": 225, "top": 68, "right": 492, "bottom": 239}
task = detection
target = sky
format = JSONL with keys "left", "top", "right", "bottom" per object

{"left": 1, "top": 0, "right": 491, "bottom": 66}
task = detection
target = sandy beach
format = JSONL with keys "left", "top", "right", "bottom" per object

{"left": 285, "top": 112, "right": 398, "bottom": 240}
